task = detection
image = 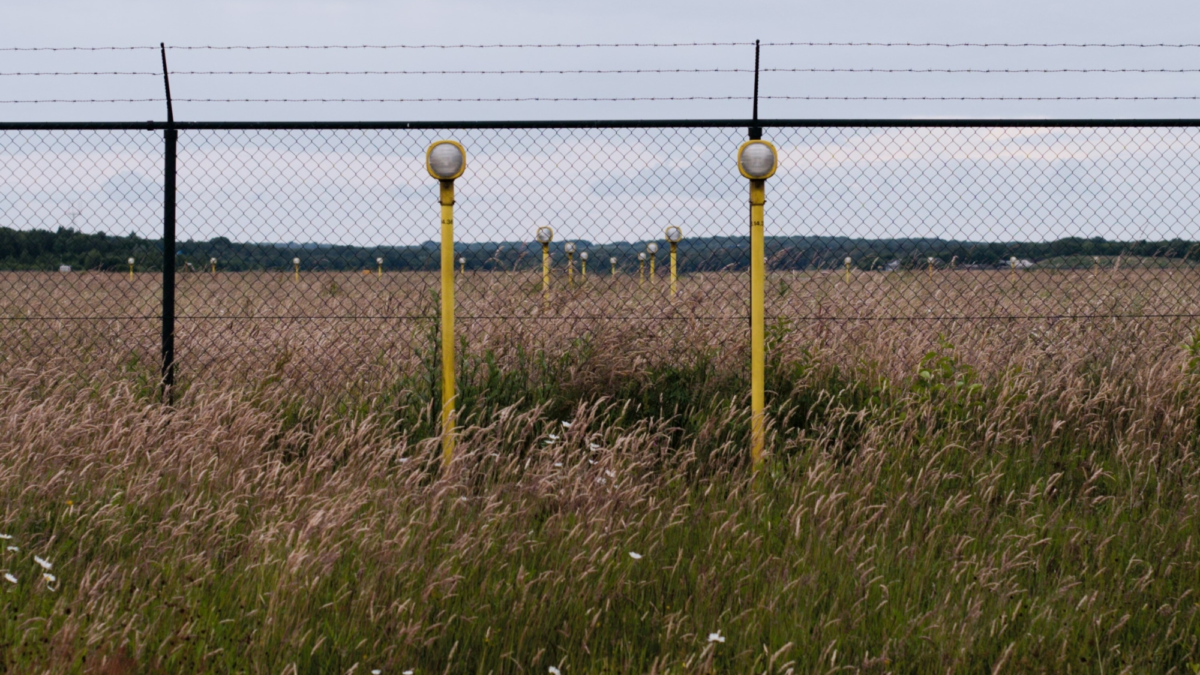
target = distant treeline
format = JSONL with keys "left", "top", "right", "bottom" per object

{"left": 4, "top": 226, "right": 1200, "bottom": 272}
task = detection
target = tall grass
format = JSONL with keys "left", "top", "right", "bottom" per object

{"left": 2, "top": 271, "right": 1200, "bottom": 672}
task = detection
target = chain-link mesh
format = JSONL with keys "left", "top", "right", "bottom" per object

{"left": 3, "top": 124, "right": 1199, "bottom": 394}
{"left": 0, "top": 129, "right": 163, "bottom": 375}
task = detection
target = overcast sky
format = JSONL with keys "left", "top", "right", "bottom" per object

{"left": 2, "top": 0, "right": 1200, "bottom": 121}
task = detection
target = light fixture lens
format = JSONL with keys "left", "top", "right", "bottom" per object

{"left": 376, "top": 257, "right": 383, "bottom": 264}
{"left": 211, "top": 258, "right": 217, "bottom": 264}
{"left": 458, "top": 257, "right": 465, "bottom": 264}
{"left": 564, "top": 242, "right": 576, "bottom": 254}
{"left": 738, "top": 141, "right": 777, "bottom": 179}
{"left": 665, "top": 226, "right": 683, "bottom": 243}
{"left": 293, "top": 258, "right": 300, "bottom": 265}
{"left": 580, "top": 251, "right": 588, "bottom": 260}
{"left": 845, "top": 257, "right": 852, "bottom": 265}
{"left": 610, "top": 257, "right": 617, "bottom": 264}
{"left": 128, "top": 258, "right": 134, "bottom": 265}
{"left": 536, "top": 226, "right": 554, "bottom": 244}
{"left": 647, "top": 242, "right": 659, "bottom": 254}
{"left": 427, "top": 142, "right": 465, "bottom": 180}
{"left": 638, "top": 252, "right": 647, "bottom": 261}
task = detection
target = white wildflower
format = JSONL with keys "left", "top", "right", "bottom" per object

{"left": 605, "top": 470, "right": 615, "bottom": 478}
{"left": 0, "top": 534, "right": 11, "bottom": 540}
{"left": 553, "top": 462, "right": 563, "bottom": 468}
{"left": 561, "top": 421, "right": 572, "bottom": 429}
{"left": 6, "top": 547, "right": 17, "bottom": 553}
{"left": 34, "top": 556, "right": 51, "bottom": 571}
{"left": 403, "top": 671, "right": 414, "bottom": 675}
{"left": 548, "top": 434, "right": 559, "bottom": 441}
{"left": 371, "top": 671, "right": 381, "bottom": 675}
{"left": 549, "top": 667, "right": 562, "bottom": 675}
{"left": 707, "top": 631, "right": 725, "bottom": 643}
{"left": 588, "top": 443, "right": 600, "bottom": 450}
{"left": 3, "top": 573, "right": 15, "bottom": 584}
{"left": 628, "top": 551, "right": 643, "bottom": 560}
{"left": 43, "top": 573, "right": 56, "bottom": 583}
{"left": 397, "top": 457, "right": 409, "bottom": 463}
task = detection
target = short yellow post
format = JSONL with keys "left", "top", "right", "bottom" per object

{"left": 1010, "top": 256, "right": 1018, "bottom": 283}
{"left": 580, "top": 251, "right": 588, "bottom": 282}
{"left": 293, "top": 257, "right": 300, "bottom": 282}
{"left": 211, "top": 257, "right": 217, "bottom": 274}
{"left": 459, "top": 256, "right": 466, "bottom": 275}
{"left": 647, "top": 243, "right": 658, "bottom": 285}
{"left": 844, "top": 256, "right": 852, "bottom": 284}
{"left": 377, "top": 257, "right": 383, "bottom": 278}
{"left": 128, "top": 257, "right": 135, "bottom": 281}
{"left": 738, "top": 138, "right": 778, "bottom": 472}
{"left": 427, "top": 139, "right": 467, "bottom": 467}
{"left": 536, "top": 227, "right": 554, "bottom": 301}
{"left": 927, "top": 256, "right": 934, "bottom": 281}
{"left": 638, "top": 252, "right": 646, "bottom": 288}
{"left": 665, "top": 226, "right": 683, "bottom": 298}
{"left": 565, "top": 242, "right": 576, "bottom": 288}
{"left": 610, "top": 256, "right": 617, "bottom": 277}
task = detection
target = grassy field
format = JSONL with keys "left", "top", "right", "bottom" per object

{"left": 1, "top": 269, "right": 1199, "bottom": 673}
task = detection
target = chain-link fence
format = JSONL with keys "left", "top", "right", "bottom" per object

{"left": 3, "top": 121, "right": 1200, "bottom": 396}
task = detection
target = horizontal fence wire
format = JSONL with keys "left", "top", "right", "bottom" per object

{"left": 3, "top": 123, "right": 1200, "bottom": 395}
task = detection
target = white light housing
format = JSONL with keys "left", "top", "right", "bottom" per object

{"left": 458, "top": 257, "right": 466, "bottom": 264}
{"left": 564, "top": 242, "right": 577, "bottom": 254}
{"left": 610, "top": 257, "right": 617, "bottom": 264}
{"left": 647, "top": 242, "right": 659, "bottom": 254}
{"left": 210, "top": 257, "right": 217, "bottom": 264}
{"left": 293, "top": 258, "right": 300, "bottom": 265}
{"left": 845, "top": 257, "right": 852, "bottom": 265}
{"left": 928, "top": 257, "right": 935, "bottom": 264}
{"left": 536, "top": 226, "right": 554, "bottom": 244}
{"left": 737, "top": 140, "right": 779, "bottom": 179}
{"left": 376, "top": 257, "right": 383, "bottom": 265}
{"left": 426, "top": 140, "right": 466, "bottom": 180}
{"left": 128, "top": 258, "right": 135, "bottom": 265}
{"left": 580, "top": 251, "right": 588, "bottom": 260}
{"left": 665, "top": 226, "right": 683, "bottom": 243}
{"left": 638, "top": 252, "right": 647, "bottom": 261}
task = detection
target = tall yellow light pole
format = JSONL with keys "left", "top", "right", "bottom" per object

{"left": 211, "top": 257, "right": 218, "bottom": 274}
{"left": 427, "top": 139, "right": 467, "bottom": 467}
{"left": 665, "top": 226, "right": 683, "bottom": 297}
{"left": 565, "top": 242, "right": 577, "bottom": 288}
{"left": 580, "top": 251, "right": 588, "bottom": 282}
{"left": 610, "top": 256, "right": 617, "bottom": 277}
{"left": 377, "top": 257, "right": 383, "bottom": 278}
{"left": 927, "top": 256, "right": 935, "bottom": 281}
{"left": 844, "top": 256, "right": 852, "bottom": 284}
{"left": 293, "top": 257, "right": 300, "bottom": 282}
{"left": 638, "top": 252, "right": 647, "bottom": 288}
{"left": 128, "top": 257, "right": 135, "bottom": 281}
{"left": 536, "top": 226, "right": 554, "bottom": 300}
{"left": 647, "top": 242, "right": 658, "bottom": 285}
{"left": 738, "top": 138, "right": 778, "bottom": 471}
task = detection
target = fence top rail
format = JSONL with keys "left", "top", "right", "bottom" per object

{"left": 4, "top": 118, "right": 1200, "bottom": 131}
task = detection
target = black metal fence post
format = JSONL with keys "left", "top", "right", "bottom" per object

{"left": 160, "top": 43, "right": 177, "bottom": 402}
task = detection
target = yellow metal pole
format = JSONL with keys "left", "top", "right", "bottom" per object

{"left": 845, "top": 259, "right": 851, "bottom": 284}
{"left": 377, "top": 261, "right": 382, "bottom": 278}
{"left": 750, "top": 178, "right": 766, "bottom": 470}
{"left": 639, "top": 258, "right": 645, "bottom": 288}
{"left": 211, "top": 259, "right": 217, "bottom": 274}
{"left": 581, "top": 256, "right": 587, "bottom": 281}
{"left": 670, "top": 243, "right": 678, "bottom": 297}
{"left": 567, "top": 252, "right": 574, "bottom": 288}
{"left": 129, "top": 262, "right": 134, "bottom": 281}
{"left": 542, "top": 243, "right": 550, "bottom": 300}
{"left": 440, "top": 180, "right": 456, "bottom": 466}
{"left": 294, "top": 262, "right": 299, "bottom": 282}
{"left": 649, "top": 252, "right": 656, "bottom": 284}
{"left": 611, "top": 258, "right": 616, "bottom": 277}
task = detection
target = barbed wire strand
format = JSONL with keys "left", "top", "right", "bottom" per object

{"left": 764, "top": 42, "right": 1200, "bottom": 48}
{"left": 8, "top": 67, "right": 1200, "bottom": 77}
{"left": 169, "top": 42, "right": 754, "bottom": 50}
{"left": 6, "top": 95, "right": 1200, "bottom": 104}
